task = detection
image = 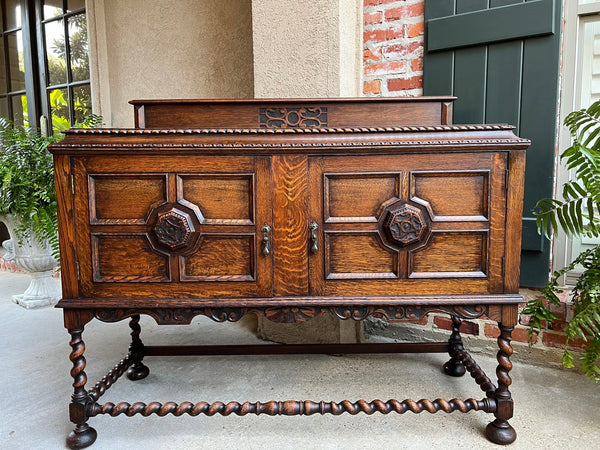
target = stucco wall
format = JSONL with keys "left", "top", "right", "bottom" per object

{"left": 251, "top": 0, "right": 361, "bottom": 98}
{"left": 88, "top": 0, "right": 254, "bottom": 127}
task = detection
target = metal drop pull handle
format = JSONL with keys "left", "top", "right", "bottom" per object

{"left": 309, "top": 221, "right": 319, "bottom": 254}
{"left": 261, "top": 224, "right": 271, "bottom": 256}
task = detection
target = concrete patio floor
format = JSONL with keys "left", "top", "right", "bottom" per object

{"left": 1, "top": 270, "right": 599, "bottom": 450}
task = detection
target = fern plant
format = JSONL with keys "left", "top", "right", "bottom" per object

{"left": 0, "top": 115, "right": 102, "bottom": 259}
{"left": 523, "top": 99, "right": 600, "bottom": 382}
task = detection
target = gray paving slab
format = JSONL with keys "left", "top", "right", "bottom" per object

{"left": 1, "top": 270, "right": 598, "bottom": 449}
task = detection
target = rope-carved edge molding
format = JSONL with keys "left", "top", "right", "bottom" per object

{"left": 51, "top": 139, "right": 530, "bottom": 150}
{"left": 64, "top": 124, "right": 518, "bottom": 135}
{"left": 93, "top": 304, "right": 488, "bottom": 325}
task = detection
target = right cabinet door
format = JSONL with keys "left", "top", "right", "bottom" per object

{"left": 308, "top": 152, "right": 507, "bottom": 297}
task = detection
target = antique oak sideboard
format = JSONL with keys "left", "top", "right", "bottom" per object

{"left": 50, "top": 98, "right": 529, "bottom": 448}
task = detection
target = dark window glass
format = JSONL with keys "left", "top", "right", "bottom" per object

{"left": 68, "top": 13, "right": 87, "bottom": 82}
{"left": 72, "top": 82, "right": 89, "bottom": 122}
{"left": 10, "top": 92, "right": 25, "bottom": 125}
{"left": 0, "top": 97, "right": 8, "bottom": 116}
{"left": 5, "top": 0, "right": 21, "bottom": 29}
{"left": 66, "top": 0, "right": 84, "bottom": 13}
{"left": 7, "top": 31, "right": 24, "bottom": 90}
{"left": 44, "top": 19, "right": 66, "bottom": 86}
{"left": 0, "top": 43, "right": 6, "bottom": 92}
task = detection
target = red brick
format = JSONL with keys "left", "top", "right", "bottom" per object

{"left": 364, "top": 60, "right": 408, "bottom": 77}
{"left": 364, "top": 12, "right": 382, "bottom": 25}
{"left": 433, "top": 316, "right": 479, "bottom": 335}
{"left": 406, "top": 315, "right": 429, "bottom": 325}
{"left": 410, "top": 58, "right": 423, "bottom": 72}
{"left": 408, "top": 21, "right": 424, "bottom": 37}
{"left": 547, "top": 301, "right": 567, "bottom": 321}
{"left": 364, "top": 26, "right": 405, "bottom": 44}
{"left": 385, "top": 3, "right": 425, "bottom": 21}
{"left": 542, "top": 332, "right": 567, "bottom": 349}
{"left": 519, "top": 313, "right": 532, "bottom": 327}
{"left": 388, "top": 75, "right": 423, "bottom": 92}
{"left": 484, "top": 323, "right": 501, "bottom": 338}
{"left": 364, "top": 0, "right": 397, "bottom": 6}
{"left": 486, "top": 323, "right": 538, "bottom": 343}
{"left": 363, "top": 47, "right": 382, "bottom": 62}
{"left": 363, "top": 79, "right": 382, "bottom": 95}
{"left": 513, "top": 326, "right": 538, "bottom": 344}
{"left": 382, "top": 41, "right": 423, "bottom": 59}
{"left": 549, "top": 319, "right": 568, "bottom": 332}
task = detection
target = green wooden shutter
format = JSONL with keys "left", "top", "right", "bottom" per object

{"left": 424, "top": 0, "right": 561, "bottom": 288}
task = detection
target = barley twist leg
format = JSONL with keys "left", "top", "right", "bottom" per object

{"left": 127, "top": 314, "right": 150, "bottom": 381}
{"left": 66, "top": 327, "right": 97, "bottom": 449}
{"left": 443, "top": 316, "right": 466, "bottom": 377}
{"left": 485, "top": 324, "right": 517, "bottom": 445}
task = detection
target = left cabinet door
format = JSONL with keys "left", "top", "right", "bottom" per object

{"left": 72, "top": 155, "right": 272, "bottom": 300}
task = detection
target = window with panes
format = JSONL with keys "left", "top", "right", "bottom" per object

{"left": 0, "top": 0, "right": 91, "bottom": 131}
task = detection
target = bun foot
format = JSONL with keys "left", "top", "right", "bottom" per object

{"left": 486, "top": 419, "right": 517, "bottom": 445}
{"left": 67, "top": 424, "right": 97, "bottom": 449}
{"left": 127, "top": 363, "right": 150, "bottom": 381}
{"left": 443, "top": 360, "right": 466, "bottom": 377}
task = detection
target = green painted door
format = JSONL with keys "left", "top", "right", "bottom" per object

{"left": 424, "top": 0, "right": 561, "bottom": 287}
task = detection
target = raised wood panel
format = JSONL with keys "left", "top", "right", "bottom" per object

{"left": 178, "top": 174, "right": 254, "bottom": 224}
{"left": 326, "top": 232, "right": 397, "bottom": 279}
{"left": 89, "top": 175, "right": 167, "bottom": 224}
{"left": 411, "top": 172, "right": 488, "bottom": 220}
{"left": 92, "top": 234, "right": 171, "bottom": 282}
{"left": 409, "top": 232, "right": 487, "bottom": 278}
{"left": 181, "top": 235, "right": 254, "bottom": 281}
{"left": 325, "top": 173, "right": 399, "bottom": 222}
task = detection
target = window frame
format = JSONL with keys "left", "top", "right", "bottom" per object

{"left": 0, "top": 0, "right": 91, "bottom": 131}
{"left": 553, "top": 0, "right": 600, "bottom": 285}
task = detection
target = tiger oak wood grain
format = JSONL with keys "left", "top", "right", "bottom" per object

{"left": 272, "top": 155, "right": 309, "bottom": 296}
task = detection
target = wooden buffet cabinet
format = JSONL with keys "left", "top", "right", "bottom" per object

{"left": 51, "top": 98, "right": 529, "bottom": 448}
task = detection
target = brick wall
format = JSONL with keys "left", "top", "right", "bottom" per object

{"left": 363, "top": 0, "right": 424, "bottom": 96}
{"left": 361, "top": 1, "right": 578, "bottom": 358}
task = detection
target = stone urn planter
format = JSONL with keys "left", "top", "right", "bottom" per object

{"left": 1, "top": 215, "right": 61, "bottom": 308}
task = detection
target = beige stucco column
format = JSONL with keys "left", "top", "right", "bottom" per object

{"left": 87, "top": 0, "right": 254, "bottom": 127}
{"left": 252, "top": 0, "right": 363, "bottom": 344}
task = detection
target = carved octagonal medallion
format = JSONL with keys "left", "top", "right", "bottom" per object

{"left": 377, "top": 199, "right": 432, "bottom": 251}
{"left": 154, "top": 209, "right": 193, "bottom": 250}
{"left": 147, "top": 202, "right": 205, "bottom": 255}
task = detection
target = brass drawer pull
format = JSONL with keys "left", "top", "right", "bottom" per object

{"left": 261, "top": 224, "right": 271, "bottom": 256}
{"left": 309, "top": 221, "right": 319, "bottom": 254}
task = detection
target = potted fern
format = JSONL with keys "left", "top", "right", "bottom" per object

{"left": 0, "top": 115, "right": 101, "bottom": 308}
{"left": 523, "top": 100, "right": 600, "bottom": 382}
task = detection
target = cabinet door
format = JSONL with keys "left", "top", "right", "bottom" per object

{"left": 308, "top": 152, "right": 507, "bottom": 297}
{"left": 73, "top": 155, "right": 272, "bottom": 299}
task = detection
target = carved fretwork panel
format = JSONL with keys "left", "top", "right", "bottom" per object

{"left": 259, "top": 107, "right": 327, "bottom": 128}
{"left": 93, "top": 304, "right": 489, "bottom": 325}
